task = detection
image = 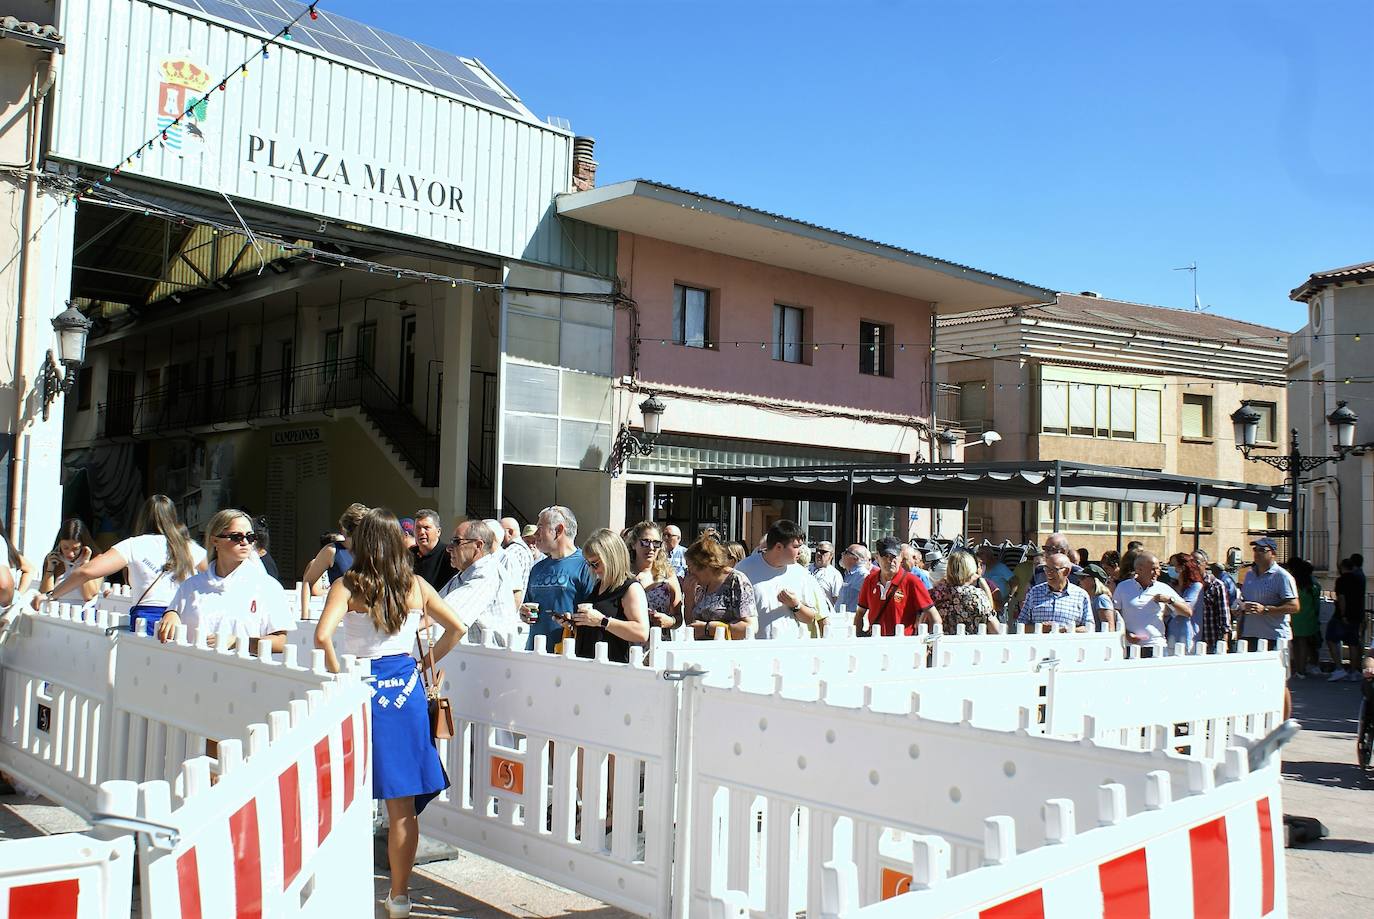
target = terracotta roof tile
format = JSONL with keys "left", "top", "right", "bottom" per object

{"left": 1290, "top": 260, "right": 1374, "bottom": 301}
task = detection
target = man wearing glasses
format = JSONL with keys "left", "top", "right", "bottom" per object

{"left": 838, "top": 544, "right": 872, "bottom": 615}
{"left": 440, "top": 519, "right": 515, "bottom": 646}
{"left": 1006, "top": 533, "right": 1083, "bottom": 618}
{"left": 1017, "top": 552, "right": 1092, "bottom": 633}
{"left": 808, "top": 542, "right": 843, "bottom": 607}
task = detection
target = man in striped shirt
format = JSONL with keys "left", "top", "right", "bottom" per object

{"left": 1017, "top": 552, "right": 1092, "bottom": 632}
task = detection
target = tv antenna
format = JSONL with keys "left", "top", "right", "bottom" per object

{"left": 1173, "top": 261, "right": 1206, "bottom": 311}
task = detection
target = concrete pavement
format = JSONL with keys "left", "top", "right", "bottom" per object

{"left": 1283, "top": 674, "right": 1374, "bottom": 918}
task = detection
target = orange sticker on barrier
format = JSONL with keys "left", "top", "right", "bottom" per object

{"left": 490, "top": 756, "right": 524, "bottom": 795}
{"left": 881, "top": 868, "right": 912, "bottom": 899}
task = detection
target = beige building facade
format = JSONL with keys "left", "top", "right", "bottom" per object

{"left": 938, "top": 293, "right": 1289, "bottom": 562}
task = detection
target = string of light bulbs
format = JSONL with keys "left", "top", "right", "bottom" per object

{"left": 77, "top": 2, "right": 323, "bottom": 200}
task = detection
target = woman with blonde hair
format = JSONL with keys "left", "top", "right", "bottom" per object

{"left": 625, "top": 520, "right": 682, "bottom": 636}
{"left": 43, "top": 494, "right": 206, "bottom": 633}
{"left": 929, "top": 550, "right": 1000, "bottom": 633}
{"left": 570, "top": 528, "right": 649, "bottom": 662}
{"left": 155, "top": 509, "right": 291, "bottom": 651}
{"left": 314, "top": 508, "right": 465, "bottom": 919}
{"left": 682, "top": 534, "right": 756, "bottom": 639}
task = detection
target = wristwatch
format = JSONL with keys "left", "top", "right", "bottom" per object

{"left": 789, "top": 604, "right": 802, "bottom": 614}
{"left": 599, "top": 613, "right": 609, "bottom": 628}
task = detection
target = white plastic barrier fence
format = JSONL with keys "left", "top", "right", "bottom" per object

{"left": 0, "top": 603, "right": 121, "bottom": 812}
{"left": 421, "top": 638, "right": 680, "bottom": 918}
{"left": 116, "top": 673, "right": 374, "bottom": 919}
{"left": 679, "top": 668, "right": 1215, "bottom": 919}
{"left": 1046, "top": 645, "right": 1286, "bottom": 760}
{"left": 0, "top": 603, "right": 357, "bottom": 815}
{"left": 820, "top": 751, "right": 1284, "bottom": 918}
{"left": 658, "top": 624, "right": 1121, "bottom": 684}
{"left": 0, "top": 786, "right": 137, "bottom": 919}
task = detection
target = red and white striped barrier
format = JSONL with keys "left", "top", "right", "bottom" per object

{"left": 0, "top": 784, "right": 138, "bottom": 919}
{"left": 110, "top": 675, "right": 374, "bottom": 918}
{"left": 818, "top": 750, "right": 1284, "bottom": 918}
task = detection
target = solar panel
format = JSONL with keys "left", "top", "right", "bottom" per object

{"left": 158, "top": 0, "right": 525, "bottom": 116}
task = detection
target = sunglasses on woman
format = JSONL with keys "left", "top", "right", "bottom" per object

{"left": 216, "top": 531, "right": 257, "bottom": 545}
{"left": 639, "top": 539, "right": 663, "bottom": 549}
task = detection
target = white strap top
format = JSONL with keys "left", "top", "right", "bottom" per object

{"left": 339, "top": 609, "right": 422, "bottom": 659}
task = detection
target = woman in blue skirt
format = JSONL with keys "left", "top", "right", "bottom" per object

{"left": 314, "top": 507, "right": 465, "bottom": 919}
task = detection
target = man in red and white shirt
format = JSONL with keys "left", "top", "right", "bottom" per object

{"left": 856, "top": 537, "right": 939, "bottom": 636}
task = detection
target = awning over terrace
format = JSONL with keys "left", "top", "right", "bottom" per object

{"left": 690, "top": 460, "right": 1291, "bottom": 543}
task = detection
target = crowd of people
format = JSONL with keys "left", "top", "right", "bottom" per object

{"left": 5, "top": 497, "right": 1373, "bottom": 916}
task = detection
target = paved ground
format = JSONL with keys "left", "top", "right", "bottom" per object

{"left": 371, "top": 853, "right": 633, "bottom": 919}
{"left": 1283, "top": 674, "right": 1374, "bottom": 919}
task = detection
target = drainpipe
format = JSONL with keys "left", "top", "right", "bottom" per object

{"left": 9, "top": 52, "right": 59, "bottom": 547}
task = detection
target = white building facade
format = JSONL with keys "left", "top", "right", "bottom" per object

{"left": 19, "top": 0, "right": 617, "bottom": 575}
{"left": 1288, "top": 261, "right": 1374, "bottom": 575}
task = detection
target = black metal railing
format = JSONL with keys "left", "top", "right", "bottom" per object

{"left": 97, "top": 358, "right": 441, "bottom": 486}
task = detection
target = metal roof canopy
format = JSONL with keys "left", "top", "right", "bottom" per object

{"left": 689, "top": 460, "right": 1291, "bottom": 541}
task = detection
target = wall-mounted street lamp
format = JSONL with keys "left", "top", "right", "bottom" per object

{"left": 605, "top": 393, "right": 667, "bottom": 478}
{"left": 936, "top": 428, "right": 1001, "bottom": 463}
{"left": 38, "top": 304, "right": 93, "bottom": 421}
{"left": 1231, "top": 399, "right": 1358, "bottom": 554}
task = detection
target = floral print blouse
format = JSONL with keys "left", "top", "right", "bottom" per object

{"left": 929, "top": 581, "right": 995, "bottom": 632}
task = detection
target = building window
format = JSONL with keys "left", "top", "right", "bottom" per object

{"left": 323, "top": 330, "right": 341, "bottom": 383}
{"left": 1179, "top": 505, "right": 1216, "bottom": 532}
{"left": 1249, "top": 401, "right": 1277, "bottom": 444}
{"left": 959, "top": 382, "right": 987, "bottom": 430}
{"left": 356, "top": 322, "right": 377, "bottom": 368}
{"left": 1037, "top": 499, "right": 1162, "bottom": 535}
{"left": 672, "top": 284, "right": 710, "bottom": 349}
{"left": 1040, "top": 381, "right": 1162, "bottom": 443}
{"left": 1181, "top": 393, "right": 1212, "bottom": 439}
{"left": 773, "top": 304, "right": 804, "bottom": 364}
{"left": 859, "top": 320, "right": 893, "bottom": 377}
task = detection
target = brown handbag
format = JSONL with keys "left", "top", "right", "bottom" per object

{"left": 417, "top": 611, "right": 454, "bottom": 740}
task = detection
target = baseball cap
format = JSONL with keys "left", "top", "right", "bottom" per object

{"left": 521, "top": 524, "right": 538, "bottom": 538}
{"left": 876, "top": 536, "right": 903, "bottom": 558}
{"left": 1250, "top": 537, "right": 1278, "bottom": 552}
{"left": 399, "top": 517, "right": 416, "bottom": 535}
{"left": 1084, "top": 562, "right": 1110, "bottom": 583}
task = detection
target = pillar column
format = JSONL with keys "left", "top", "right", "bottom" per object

{"left": 436, "top": 269, "right": 474, "bottom": 525}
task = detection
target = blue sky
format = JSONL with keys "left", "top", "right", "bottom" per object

{"left": 332, "top": 0, "right": 1373, "bottom": 332}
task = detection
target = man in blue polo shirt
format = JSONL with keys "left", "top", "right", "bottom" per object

{"left": 1239, "top": 537, "right": 1299, "bottom": 651}
{"left": 522, "top": 506, "right": 598, "bottom": 652}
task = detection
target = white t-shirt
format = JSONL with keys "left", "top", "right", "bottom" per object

{"left": 166, "top": 557, "right": 292, "bottom": 644}
{"left": 1112, "top": 578, "right": 1184, "bottom": 648}
{"left": 114, "top": 534, "right": 207, "bottom": 607}
{"left": 734, "top": 554, "right": 828, "bottom": 639}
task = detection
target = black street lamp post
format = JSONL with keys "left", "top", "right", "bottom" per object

{"left": 1231, "top": 400, "right": 1358, "bottom": 557}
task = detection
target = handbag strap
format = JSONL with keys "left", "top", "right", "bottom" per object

{"left": 416, "top": 606, "right": 440, "bottom": 691}
{"left": 133, "top": 567, "right": 169, "bottom": 610}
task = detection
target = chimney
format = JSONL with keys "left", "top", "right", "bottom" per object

{"left": 572, "top": 136, "right": 597, "bottom": 192}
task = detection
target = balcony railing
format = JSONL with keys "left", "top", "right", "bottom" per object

{"left": 97, "top": 358, "right": 440, "bottom": 486}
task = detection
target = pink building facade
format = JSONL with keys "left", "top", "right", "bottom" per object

{"left": 557, "top": 180, "right": 1051, "bottom": 544}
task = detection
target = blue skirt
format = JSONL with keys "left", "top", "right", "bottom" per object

{"left": 370, "top": 653, "right": 449, "bottom": 813}
{"left": 129, "top": 604, "right": 167, "bottom": 636}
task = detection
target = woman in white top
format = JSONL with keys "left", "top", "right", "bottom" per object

{"left": 314, "top": 508, "right": 464, "bottom": 919}
{"left": 42, "top": 495, "right": 207, "bottom": 632}
{"left": 37, "top": 518, "right": 102, "bottom": 603}
{"left": 156, "top": 509, "right": 292, "bottom": 652}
